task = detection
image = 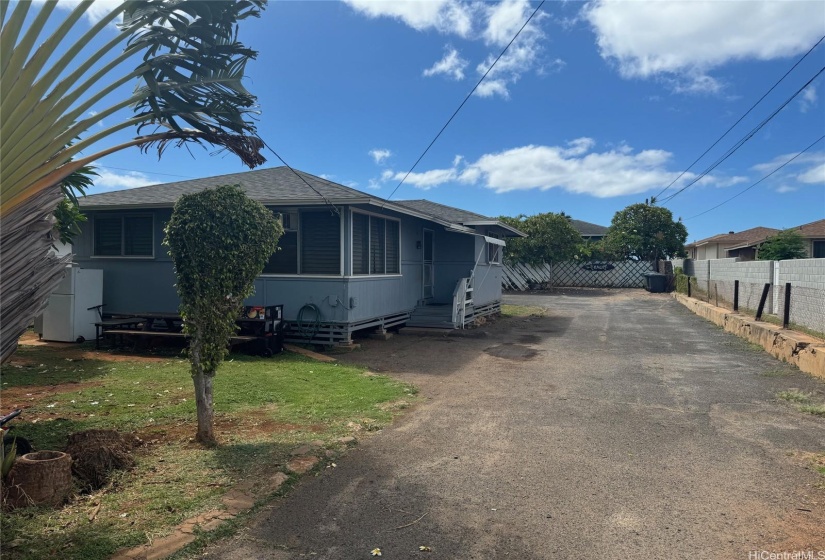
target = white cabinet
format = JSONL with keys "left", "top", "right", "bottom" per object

{"left": 39, "top": 268, "right": 103, "bottom": 342}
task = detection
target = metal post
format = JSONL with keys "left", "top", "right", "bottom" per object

{"left": 782, "top": 283, "right": 792, "bottom": 328}
{"left": 715, "top": 283, "right": 718, "bottom": 307}
{"left": 687, "top": 276, "right": 692, "bottom": 297}
{"left": 733, "top": 280, "right": 739, "bottom": 311}
{"left": 755, "top": 283, "right": 771, "bottom": 320}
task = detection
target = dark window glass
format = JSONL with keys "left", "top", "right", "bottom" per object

{"left": 488, "top": 242, "right": 501, "bottom": 264}
{"left": 263, "top": 231, "right": 298, "bottom": 274}
{"left": 370, "top": 217, "right": 386, "bottom": 274}
{"left": 813, "top": 240, "right": 825, "bottom": 259}
{"left": 352, "top": 213, "right": 369, "bottom": 275}
{"left": 386, "top": 220, "right": 400, "bottom": 274}
{"left": 301, "top": 211, "right": 340, "bottom": 274}
{"left": 424, "top": 229, "right": 434, "bottom": 261}
{"left": 94, "top": 218, "right": 122, "bottom": 256}
{"left": 124, "top": 216, "right": 153, "bottom": 256}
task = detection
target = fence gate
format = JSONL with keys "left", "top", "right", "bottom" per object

{"left": 502, "top": 260, "right": 654, "bottom": 291}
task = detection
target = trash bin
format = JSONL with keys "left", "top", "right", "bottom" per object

{"left": 643, "top": 272, "right": 667, "bottom": 293}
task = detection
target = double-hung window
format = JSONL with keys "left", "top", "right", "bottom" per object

{"left": 93, "top": 215, "right": 153, "bottom": 257}
{"left": 352, "top": 212, "right": 400, "bottom": 275}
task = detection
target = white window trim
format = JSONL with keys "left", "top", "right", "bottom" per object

{"left": 92, "top": 213, "right": 155, "bottom": 258}
{"left": 350, "top": 209, "right": 401, "bottom": 276}
{"left": 486, "top": 233, "right": 502, "bottom": 265}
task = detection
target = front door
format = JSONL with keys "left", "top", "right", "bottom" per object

{"left": 423, "top": 228, "right": 434, "bottom": 300}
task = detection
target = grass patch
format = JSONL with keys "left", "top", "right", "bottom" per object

{"left": 501, "top": 304, "right": 546, "bottom": 317}
{"left": 799, "top": 404, "right": 825, "bottom": 417}
{"left": 777, "top": 390, "right": 813, "bottom": 404}
{"left": 1, "top": 344, "right": 415, "bottom": 560}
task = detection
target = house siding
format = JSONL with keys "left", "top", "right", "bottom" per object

{"left": 73, "top": 205, "right": 505, "bottom": 326}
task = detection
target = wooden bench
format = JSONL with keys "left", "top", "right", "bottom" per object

{"left": 101, "top": 329, "right": 262, "bottom": 351}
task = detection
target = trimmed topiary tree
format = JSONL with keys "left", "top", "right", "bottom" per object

{"left": 164, "top": 185, "right": 281, "bottom": 445}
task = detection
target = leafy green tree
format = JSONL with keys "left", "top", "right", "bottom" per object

{"left": 500, "top": 212, "right": 583, "bottom": 264}
{"left": 164, "top": 185, "right": 281, "bottom": 445}
{"left": 0, "top": 0, "right": 266, "bottom": 363}
{"left": 603, "top": 203, "right": 687, "bottom": 261}
{"left": 758, "top": 229, "right": 807, "bottom": 261}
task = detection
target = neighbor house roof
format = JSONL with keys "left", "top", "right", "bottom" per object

{"left": 570, "top": 219, "right": 608, "bottom": 237}
{"left": 79, "top": 167, "right": 525, "bottom": 237}
{"left": 686, "top": 227, "right": 781, "bottom": 250}
{"left": 794, "top": 218, "right": 825, "bottom": 237}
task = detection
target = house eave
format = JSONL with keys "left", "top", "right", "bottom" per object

{"left": 461, "top": 220, "right": 527, "bottom": 237}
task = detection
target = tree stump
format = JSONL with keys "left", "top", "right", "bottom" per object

{"left": 4, "top": 451, "right": 72, "bottom": 509}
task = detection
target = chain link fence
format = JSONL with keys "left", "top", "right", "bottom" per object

{"left": 502, "top": 260, "right": 654, "bottom": 290}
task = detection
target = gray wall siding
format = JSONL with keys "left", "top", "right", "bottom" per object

{"left": 74, "top": 205, "right": 504, "bottom": 324}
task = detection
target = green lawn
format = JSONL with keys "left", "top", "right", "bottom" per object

{"left": 1, "top": 343, "right": 415, "bottom": 560}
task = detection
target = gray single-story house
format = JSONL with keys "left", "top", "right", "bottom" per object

{"left": 74, "top": 167, "right": 524, "bottom": 344}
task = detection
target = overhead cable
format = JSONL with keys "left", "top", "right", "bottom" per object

{"left": 653, "top": 33, "right": 825, "bottom": 201}
{"left": 661, "top": 65, "right": 825, "bottom": 205}
{"left": 384, "top": 0, "right": 546, "bottom": 202}
{"left": 684, "top": 134, "right": 825, "bottom": 220}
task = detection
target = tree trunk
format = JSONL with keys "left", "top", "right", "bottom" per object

{"left": 0, "top": 184, "right": 70, "bottom": 364}
{"left": 192, "top": 370, "right": 215, "bottom": 446}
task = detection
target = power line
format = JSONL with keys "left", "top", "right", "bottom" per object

{"left": 385, "top": 0, "right": 546, "bottom": 202}
{"left": 684, "top": 134, "right": 825, "bottom": 221}
{"left": 661, "top": 64, "right": 825, "bottom": 205}
{"left": 263, "top": 141, "right": 340, "bottom": 214}
{"left": 653, "top": 33, "right": 825, "bottom": 201}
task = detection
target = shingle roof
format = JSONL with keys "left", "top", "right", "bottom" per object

{"left": 687, "top": 226, "right": 781, "bottom": 249}
{"left": 78, "top": 167, "right": 524, "bottom": 235}
{"left": 79, "top": 167, "right": 371, "bottom": 208}
{"left": 795, "top": 218, "right": 825, "bottom": 237}
{"left": 392, "top": 199, "right": 492, "bottom": 223}
{"left": 570, "top": 219, "right": 608, "bottom": 236}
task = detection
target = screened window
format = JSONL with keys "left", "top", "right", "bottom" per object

{"left": 263, "top": 231, "right": 298, "bottom": 274}
{"left": 352, "top": 212, "right": 400, "bottom": 275}
{"left": 94, "top": 216, "right": 153, "bottom": 256}
{"left": 300, "top": 211, "right": 341, "bottom": 275}
{"left": 487, "top": 235, "right": 501, "bottom": 264}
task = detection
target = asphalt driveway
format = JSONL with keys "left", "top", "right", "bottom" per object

{"left": 200, "top": 290, "right": 825, "bottom": 559}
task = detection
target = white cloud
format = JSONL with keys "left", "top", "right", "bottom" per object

{"left": 378, "top": 137, "right": 741, "bottom": 197}
{"left": 318, "top": 173, "right": 335, "bottom": 180}
{"left": 776, "top": 185, "right": 797, "bottom": 194}
{"left": 347, "top": 0, "right": 552, "bottom": 100}
{"left": 369, "top": 149, "right": 393, "bottom": 164}
{"left": 367, "top": 178, "right": 383, "bottom": 190}
{"left": 752, "top": 151, "right": 825, "bottom": 174}
{"left": 423, "top": 46, "right": 468, "bottom": 80}
{"left": 384, "top": 168, "right": 458, "bottom": 190}
{"left": 343, "top": 0, "right": 473, "bottom": 37}
{"left": 800, "top": 86, "right": 818, "bottom": 113}
{"left": 381, "top": 169, "right": 394, "bottom": 181}
{"left": 94, "top": 169, "right": 151, "bottom": 190}
{"left": 46, "top": 0, "right": 125, "bottom": 24}
{"left": 798, "top": 162, "right": 825, "bottom": 184}
{"left": 584, "top": 0, "right": 825, "bottom": 89}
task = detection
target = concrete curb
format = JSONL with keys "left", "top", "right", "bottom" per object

{"left": 672, "top": 293, "right": 825, "bottom": 380}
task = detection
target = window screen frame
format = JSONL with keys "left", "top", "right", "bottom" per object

{"left": 92, "top": 214, "right": 155, "bottom": 258}
{"left": 350, "top": 209, "right": 401, "bottom": 276}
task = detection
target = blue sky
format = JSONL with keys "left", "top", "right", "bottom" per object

{"left": 24, "top": 0, "right": 825, "bottom": 243}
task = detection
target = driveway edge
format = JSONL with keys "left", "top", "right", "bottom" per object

{"left": 673, "top": 293, "right": 825, "bottom": 380}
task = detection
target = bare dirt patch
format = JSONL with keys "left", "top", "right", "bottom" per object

{"left": 1, "top": 381, "right": 104, "bottom": 408}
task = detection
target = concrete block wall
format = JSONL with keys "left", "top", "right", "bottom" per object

{"left": 776, "top": 258, "right": 825, "bottom": 334}
{"left": 710, "top": 259, "right": 773, "bottom": 312}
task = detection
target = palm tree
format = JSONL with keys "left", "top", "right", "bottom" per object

{"left": 0, "top": 0, "right": 267, "bottom": 363}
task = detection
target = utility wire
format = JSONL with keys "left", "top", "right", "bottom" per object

{"left": 385, "top": 0, "right": 546, "bottom": 202}
{"left": 684, "top": 134, "right": 825, "bottom": 220}
{"left": 653, "top": 33, "right": 825, "bottom": 201}
{"left": 661, "top": 64, "right": 825, "bottom": 205}
{"left": 263, "top": 141, "right": 340, "bottom": 214}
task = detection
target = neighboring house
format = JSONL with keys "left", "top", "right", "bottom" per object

{"left": 570, "top": 219, "right": 608, "bottom": 241}
{"left": 74, "top": 167, "right": 524, "bottom": 344}
{"left": 793, "top": 219, "right": 825, "bottom": 258}
{"left": 685, "top": 227, "right": 780, "bottom": 261}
